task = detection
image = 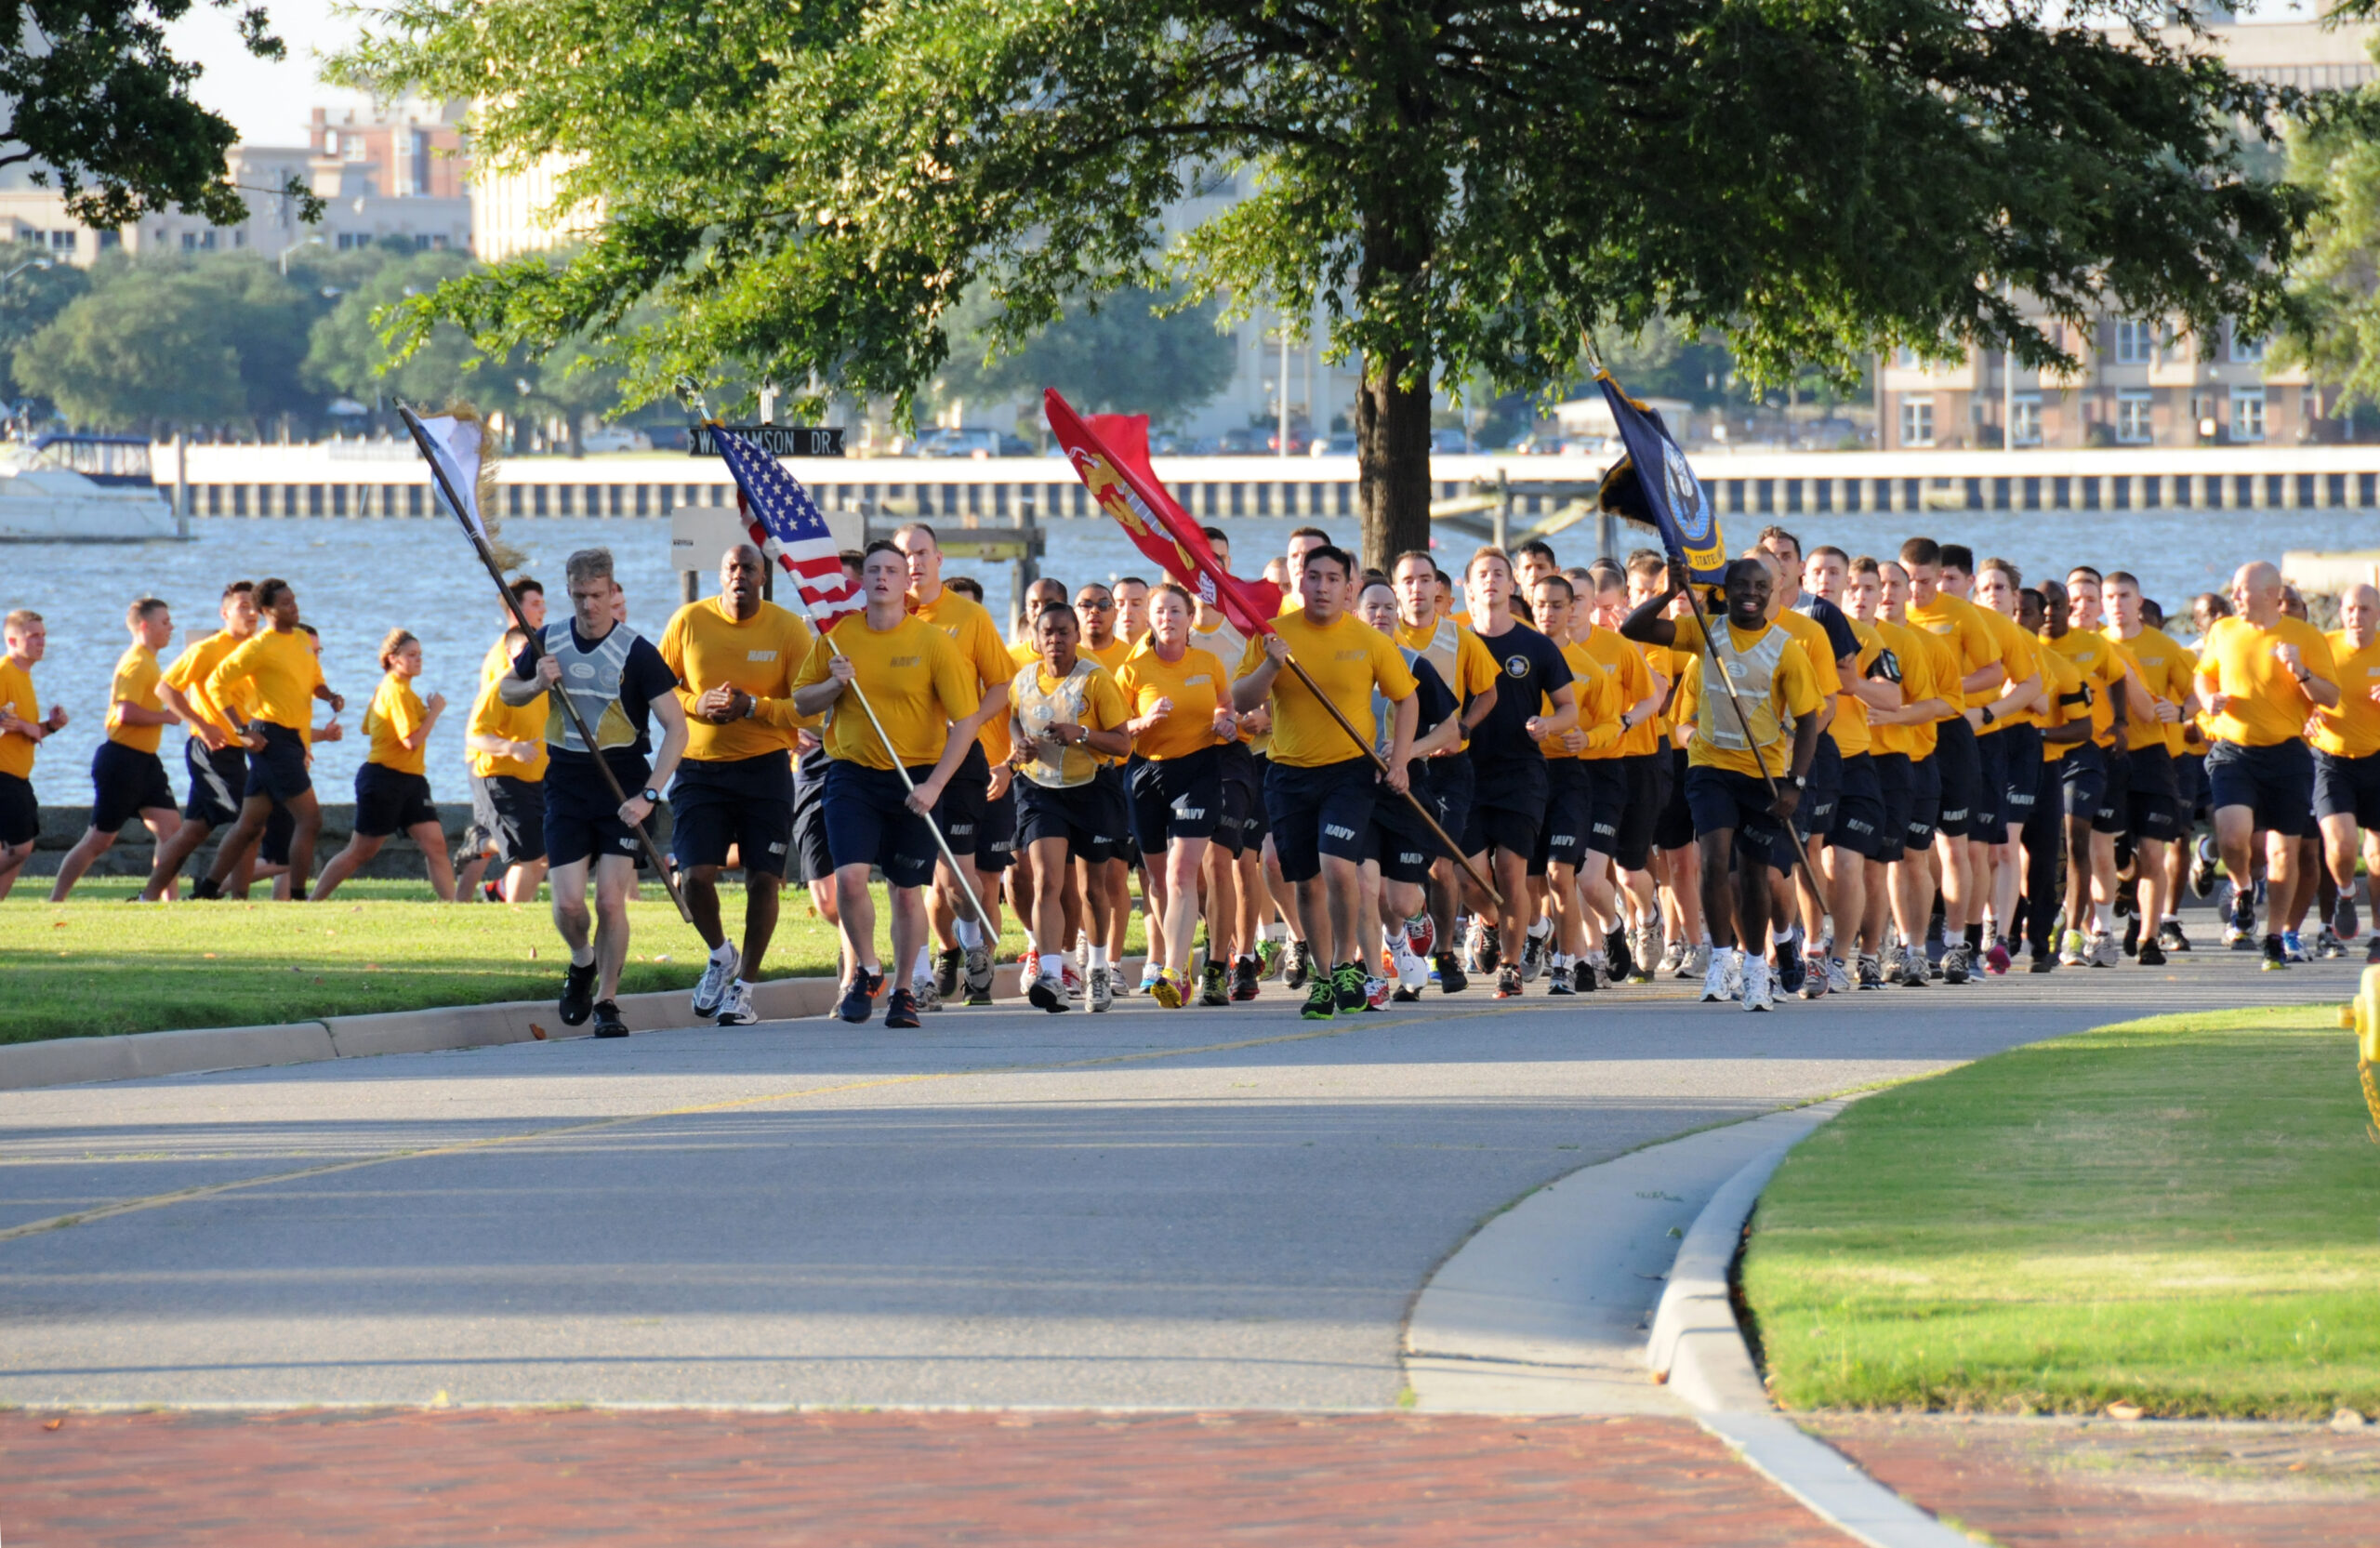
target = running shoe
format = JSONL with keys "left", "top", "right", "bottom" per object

{"left": 1521, "top": 926, "right": 1552, "bottom": 983}
{"left": 1775, "top": 945, "right": 1806, "bottom": 998}
{"left": 591, "top": 999, "right": 629, "bottom": 1039}
{"left": 2028, "top": 949, "right": 2056, "bottom": 973}
{"left": 885, "top": 986, "right": 921, "bottom": 1029}
{"left": 1301, "top": 976, "right": 1337, "bottom": 1021}
{"left": 560, "top": 959, "right": 599, "bottom": 1026}
{"left": 1941, "top": 943, "right": 1971, "bottom": 985}
{"left": 1879, "top": 942, "right": 1903, "bottom": 981}
{"left": 1201, "top": 961, "right": 1231, "bottom": 1007}
{"left": 480, "top": 879, "right": 504, "bottom": 905}
{"left": 911, "top": 973, "right": 944, "bottom": 1012}
{"left": 1256, "top": 938, "right": 1285, "bottom": 980}
{"left": 1435, "top": 951, "right": 1468, "bottom": 995}
{"left": 1548, "top": 965, "right": 1576, "bottom": 997}
{"left": 1575, "top": 957, "right": 1599, "bottom": 994}
{"left": 1402, "top": 913, "right": 1436, "bottom": 959}
{"left": 1089, "top": 966, "right": 1114, "bottom": 1012}
{"left": 1150, "top": 970, "right": 1184, "bottom": 1010}
{"left": 1365, "top": 975, "right": 1393, "bottom": 1012}
{"left": 1683, "top": 942, "right": 1711, "bottom": 982}
{"left": 1393, "top": 982, "right": 1425, "bottom": 1003}
{"left": 2113, "top": 877, "right": 2136, "bottom": 919}
{"left": 1657, "top": 939, "right": 1686, "bottom": 978}
{"left": 1027, "top": 973, "right": 1070, "bottom": 1013}
{"left": 1897, "top": 952, "right": 1929, "bottom": 987}
{"left": 1629, "top": 928, "right": 1659, "bottom": 984}
{"left": 716, "top": 982, "right": 758, "bottom": 1025}
{"left": 1286, "top": 941, "right": 1314, "bottom": 991}
{"left": 1857, "top": 954, "right": 1884, "bottom": 990}
{"left": 2137, "top": 939, "right": 2166, "bottom": 968}
{"left": 1474, "top": 922, "right": 1502, "bottom": 975}
{"left": 1334, "top": 962, "right": 1368, "bottom": 1012}
{"left": 1136, "top": 966, "right": 1162, "bottom": 999}
{"left": 1393, "top": 943, "right": 1430, "bottom": 995}
{"left": 933, "top": 946, "right": 964, "bottom": 1000}
{"left": 2319, "top": 925, "right": 2347, "bottom": 959}
{"left": 1741, "top": 957, "right": 1774, "bottom": 1012}
{"left": 837, "top": 975, "right": 874, "bottom": 1024}
{"left": 1796, "top": 953, "right": 1826, "bottom": 1000}
{"left": 1983, "top": 938, "right": 2011, "bottom": 976}
{"left": 1063, "top": 963, "right": 1084, "bottom": 1001}
{"left": 1700, "top": 947, "right": 1737, "bottom": 1004}
{"left": 2228, "top": 892, "right": 2256, "bottom": 947}
{"left": 1495, "top": 964, "right": 1523, "bottom": 999}
{"left": 2057, "top": 930, "right": 2087, "bottom": 968}
{"left": 2262, "top": 933, "right": 2289, "bottom": 972}
{"left": 1606, "top": 930, "right": 1635, "bottom": 984}
{"left": 2159, "top": 920, "right": 2190, "bottom": 954}
{"left": 2190, "top": 834, "right": 2219, "bottom": 898}
{"left": 2089, "top": 932, "right": 2120, "bottom": 969}
{"left": 2284, "top": 930, "right": 2308, "bottom": 964}
{"left": 1233, "top": 955, "right": 1262, "bottom": 1001}
{"left": 865, "top": 966, "right": 887, "bottom": 1000}
{"left": 2122, "top": 913, "right": 2141, "bottom": 959}
{"left": 964, "top": 942, "right": 996, "bottom": 1004}
{"left": 2368, "top": 933, "right": 2380, "bottom": 966}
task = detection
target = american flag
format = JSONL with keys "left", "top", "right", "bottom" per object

{"left": 710, "top": 424, "right": 864, "bottom": 633}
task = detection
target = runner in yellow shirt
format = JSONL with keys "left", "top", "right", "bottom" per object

{"left": 1620, "top": 557, "right": 1822, "bottom": 1013}
{"left": 1805, "top": 549, "right": 1905, "bottom": 991}
{"left": 1010, "top": 599, "right": 1133, "bottom": 1012}
{"left": 1073, "top": 579, "right": 1141, "bottom": 997}
{"left": 2315, "top": 582, "right": 2380, "bottom": 963}
{"left": 49, "top": 598, "right": 183, "bottom": 901}
{"left": 313, "top": 628, "right": 456, "bottom": 903}
{"left": 142, "top": 580, "right": 264, "bottom": 901}
{"left": 0, "top": 609, "right": 67, "bottom": 899}
{"left": 1899, "top": 537, "right": 2003, "bottom": 983}
{"left": 2041, "top": 571, "right": 2133, "bottom": 966}
{"left": 1116, "top": 583, "right": 1236, "bottom": 1007}
{"left": 2105, "top": 569, "right": 2199, "bottom": 962}
{"left": 1877, "top": 560, "right": 1962, "bottom": 986}
{"left": 192, "top": 578, "right": 345, "bottom": 901}
{"left": 1392, "top": 546, "right": 1497, "bottom": 994}
{"left": 463, "top": 627, "right": 549, "bottom": 904}
{"left": 1969, "top": 557, "right": 2047, "bottom": 975}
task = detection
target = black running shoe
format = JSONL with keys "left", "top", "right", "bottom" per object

{"left": 591, "top": 999, "right": 628, "bottom": 1039}
{"left": 2336, "top": 896, "right": 2360, "bottom": 943}
{"left": 2231, "top": 893, "right": 2256, "bottom": 944}
{"left": 2261, "top": 933, "right": 2289, "bottom": 972}
{"left": 2138, "top": 939, "right": 2166, "bottom": 967}
{"left": 560, "top": 959, "right": 598, "bottom": 1026}
{"left": 1301, "top": 976, "right": 1337, "bottom": 1020}
{"left": 1286, "top": 941, "right": 1314, "bottom": 991}
{"left": 1574, "top": 958, "right": 1598, "bottom": 994}
{"left": 885, "top": 986, "right": 921, "bottom": 1028}
{"left": 1333, "top": 962, "right": 1368, "bottom": 1012}
{"left": 191, "top": 876, "right": 222, "bottom": 901}
{"left": 1232, "top": 955, "right": 1261, "bottom": 1001}
{"left": 2122, "top": 913, "right": 2141, "bottom": 958}
{"left": 1494, "top": 964, "right": 1523, "bottom": 999}
{"left": 2028, "top": 951, "right": 2056, "bottom": 973}
{"left": 1201, "top": 960, "right": 1231, "bottom": 1007}
{"left": 933, "top": 947, "right": 964, "bottom": 999}
{"left": 1605, "top": 932, "right": 1633, "bottom": 983}
{"left": 1435, "top": 951, "right": 1467, "bottom": 995}
{"left": 1775, "top": 945, "right": 1806, "bottom": 997}
{"left": 836, "top": 975, "right": 873, "bottom": 1024}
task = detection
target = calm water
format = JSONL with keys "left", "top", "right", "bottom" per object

{"left": 5, "top": 507, "right": 2374, "bottom": 802}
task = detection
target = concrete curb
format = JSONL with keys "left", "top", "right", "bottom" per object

{"left": 1, "top": 958, "right": 1078, "bottom": 1093}
{"left": 1646, "top": 1100, "right": 1978, "bottom": 1548}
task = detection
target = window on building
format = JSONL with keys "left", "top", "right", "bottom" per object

{"left": 97, "top": 231, "right": 120, "bottom": 250}
{"left": 2116, "top": 390, "right": 2154, "bottom": 444}
{"left": 1899, "top": 396, "right": 1936, "bottom": 447}
{"left": 324, "top": 130, "right": 339, "bottom": 155}
{"left": 336, "top": 232, "right": 367, "bottom": 250}
{"left": 2231, "top": 386, "right": 2267, "bottom": 443}
{"left": 2113, "top": 319, "right": 2155, "bottom": 364}
{"left": 1893, "top": 345, "right": 1924, "bottom": 370}
{"left": 18, "top": 229, "right": 40, "bottom": 246}
{"left": 180, "top": 232, "right": 197, "bottom": 250}
{"left": 2010, "top": 394, "right": 2043, "bottom": 446}
{"left": 2229, "top": 324, "right": 2267, "bottom": 364}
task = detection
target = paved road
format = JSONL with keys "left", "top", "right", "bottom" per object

{"left": 0, "top": 931, "right": 2340, "bottom": 1412}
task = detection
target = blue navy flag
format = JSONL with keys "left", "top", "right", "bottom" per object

{"left": 708, "top": 423, "right": 863, "bottom": 631}
{"left": 1595, "top": 372, "right": 1726, "bottom": 583}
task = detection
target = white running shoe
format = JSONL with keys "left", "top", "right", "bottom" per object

{"left": 2090, "top": 931, "right": 2121, "bottom": 968}
{"left": 911, "top": 972, "right": 944, "bottom": 1012}
{"left": 1824, "top": 956, "right": 1853, "bottom": 994}
{"left": 715, "top": 981, "right": 758, "bottom": 1025}
{"left": 1701, "top": 946, "right": 1739, "bottom": 1003}
{"left": 1683, "top": 942, "right": 1711, "bottom": 982}
{"left": 1657, "top": 938, "right": 1686, "bottom": 978}
{"left": 1089, "top": 965, "right": 1114, "bottom": 1012}
{"left": 692, "top": 943, "right": 741, "bottom": 1016}
{"left": 1394, "top": 944, "right": 1430, "bottom": 992}
{"left": 1741, "top": 956, "right": 1774, "bottom": 1012}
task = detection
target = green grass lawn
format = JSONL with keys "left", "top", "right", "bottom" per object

{"left": 1741, "top": 1006, "right": 2380, "bottom": 1421}
{"left": 1, "top": 877, "right": 1065, "bottom": 1044}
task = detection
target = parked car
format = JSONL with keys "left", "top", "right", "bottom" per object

{"left": 1308, "top": 431, "right": 1359, "bottom": 457}
{"left": 1216, "top": 426, "right": 1271, "bottom": 455}
{"left": 1431, "top": 428, "right": 1474, "bottom": 454}
{"left": 581, "top": 426, "right": 652, "bottom": 454}
{"left": 915, "top": 427, "right": 1004, "bottom": 458}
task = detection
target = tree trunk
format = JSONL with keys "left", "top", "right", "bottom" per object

{"left": 1355, "top": 345, "right": 1433, "bottom": 572}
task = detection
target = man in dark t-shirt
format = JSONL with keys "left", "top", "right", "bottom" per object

{"left": 1458, "top": 547, "right": 1577, "bottom": 998}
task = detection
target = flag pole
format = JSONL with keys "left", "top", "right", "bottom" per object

{"left": 398, "top": 404, "right": 691, "bottom": 923}
{"left": 721, "top": 460, "right": 1002, "bottom": 947}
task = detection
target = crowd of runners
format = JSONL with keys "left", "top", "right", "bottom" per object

{"left": 2, "top": 518, "right": 2370, "bottom": 1031}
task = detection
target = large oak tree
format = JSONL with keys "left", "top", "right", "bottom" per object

{"left": 346, "top": 0, "right": 2315, "bottom": 565}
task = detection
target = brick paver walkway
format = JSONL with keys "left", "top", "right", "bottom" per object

{"left": 1, "top": 1409, "right": 1852, "bottom": 1545}
{"left": 1807, "top": 1413, "right": 2380, "bottom": 1546}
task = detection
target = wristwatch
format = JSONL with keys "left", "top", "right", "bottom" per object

{"left": 1791, "top": 774, "right": 1807, "bottom": 789}
{"left": 641, "top": 787, "right": 662, "bottom": 805}
{"left": 1979, "top": 705, "right": 1996, "bottom": 726}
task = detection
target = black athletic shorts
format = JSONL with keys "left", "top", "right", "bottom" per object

{"left": 791, "top": 745, "right": 834, "bottom": 885}
{"left": 978, "top": 784, "right": 1018, "bottom": 872}
{"left": 1018, "top": 774, "right": 1128, "bottom": 865}
{"left": 354, "top": 763, "right": 440, "bottom": 839}
{"left": 928, "top": 741, "right": 991, "bottom": 861}
{"left": 244, "top": 721, "right": 311, "bottom": 803}
{"left": 1529, "top": 758, "right": 1593, "bottom": 877}
{"left": 1932, "top": 715, "right": 1978, "bottom": 840}
{"left": 1428, "top": 750, "right": 1474, "bottom": 862}
{"left": 1214, "top": 741, "right": 1261, "bottom": 857}
{"left": 823, "top": 759, "right": 942, "bottom": 888}
{"left": 1654, "top": 743, "right": 1695, "bottom": 853}
{"left": 1101, "top": 762, "right": 1142, "bottom": 868}
{"left": 1365, "top": 768, "right": 1438, "bottom": 885}
{"left": 1581, "top": 758, "right": 1628, "bottom": 861}
{"left": 1265, "top": 756, "right": 1378, "bottom": 883}
{"left": 90, "top": 740, "right": 175, "bottom": 832}
{"left": 1870, "top": 751, "right": 1911, "bottom": 865}
{"left": 1792, "top": 734, "right": 1843, "bottom": 845}
{"left": 2316, "top": 748, "right": 2380, "bottom": 829}
{"left": 0, "top": 770, "right": 34, "bottom": 846}
{"left": 1244, "top": 753, "right": 1273, "bottom": 846}
{"left": 544, "top": 749, "right": 653, "bottom": 871}
{"left": 2122, "top": 744, "right": 2181, "bottom": 844}
{"left": 1684, "top": 763, "right": 1781, "bottom": 870}
{"left": 1973, "top": 724, "right": 2009, "bottom": 840}
{"left": 2060, "top": 742, "right": 2107, "bottom": 823}
{"left": 1829, "top": 752, "right": 1891, "bottom": 862}
{"left": 183, "top": 739, "right": 246, "bottom": 827}
{"left": 1998, "top": 722, "right": 2042, "bottom": 833}
{"left": 1615, "top": 751, "right": 1661, "bottom": 873}
{"left": 2175, "top": 748, "right": 2208, "bottom": 824}
{"left": 669, "top": 751, "right": 795, "bottom": 876}
{"left": 471, "top": 773, "right": 546, "bottom": 867}
{"left": 1462, "top": 755, "right": 1545, "bottom": 859}
{"left": 1906, "top": 753, "right": 1942, "bottom": 851}
{"left": 1131, "top": 746, "right": 1223, "bottom": 854}
{"left": 2093, "top": 740, "right": 2132, "bottom": 837}
{"left": 2206, "top": 738, "right": 2315, "bottom": 840}
{"left": 259, "top": 801, "right": 294, "bottom": 867}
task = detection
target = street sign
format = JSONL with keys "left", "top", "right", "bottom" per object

{"left": 688, "top": 425, "right": 844, "bottom": 458}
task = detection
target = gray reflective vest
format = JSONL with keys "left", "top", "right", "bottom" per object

{"left": 1699, "top": 622, "right": 1795, "bottom": 753}
{"left": 540, "top": 620, "right": 642, "bottom": 753}
{"left": 1012, "top": 657, "right": 1106, "bottom": 788}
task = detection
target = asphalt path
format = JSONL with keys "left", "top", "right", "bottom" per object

{"left": 0, "top": 927, "right": 2342, "bottom": 1411}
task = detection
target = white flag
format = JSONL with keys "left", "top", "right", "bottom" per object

{"left": 409, "top": 412, "right": 486, "bottom": 538}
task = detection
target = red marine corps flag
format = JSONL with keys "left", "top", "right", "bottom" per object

{"left": 1044, "top": 389, "right": 1282, "bottom": 636}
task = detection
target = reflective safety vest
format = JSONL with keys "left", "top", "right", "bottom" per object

{"left": 1012, "top": 657, "right": 1105, "bottom": 788}
{"left": 540, "top": 621, "right": 642, "bottom": 753}
{"left": 1699, "top": 623, "right": 1796, "bottom": 754}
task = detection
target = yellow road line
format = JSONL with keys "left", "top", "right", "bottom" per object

{"left": 2, "top": 1012, "right": 1504, "bottom": 1246}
